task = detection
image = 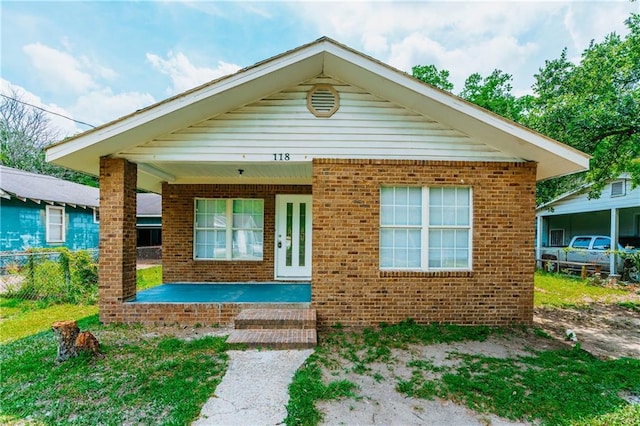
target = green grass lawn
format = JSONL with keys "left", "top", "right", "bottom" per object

{"left": 0, "top": 315, "right": 229, "bottom": 425}
{"left": 534, "top": 271, "right": 637, "bottom": 308}
{"left": 287, "top": 273, "right": 640, "bottom": 426}
{"left": 136, "top": 265, "right": 163, "bottom": 291}
{"left": 2, "top": 268, "right": 638, "bottom": 425}
{"left": 0, "top": 299, "right": 97, "bottom": 344}
{"left": 0, "top": 265, "right": 230, "bottom": 425}
{"left": 0, "top": 266, "right": 163, "bottom": 344}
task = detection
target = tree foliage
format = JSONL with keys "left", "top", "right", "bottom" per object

{"left": 527, "top": 14, "right": 640, "bottom": 201}
{"left": 412, "top": 13, "right": 640, "bottom": 204}
{"left": 459, "top": 69, "right": 526, "bottom": 122}
{"left": 412, "top": 64, "right": 454, "bottom": 92}
{"left": 0, "top": 89, "right": 98, "bottom": 186}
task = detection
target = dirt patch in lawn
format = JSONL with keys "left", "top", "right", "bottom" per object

{"left": 316, "top": 330, "right": 565, "bottom": 426}
{"left": 534, "top": 302, "right": 640, "bottom": 360}
{"left": 317, "top": 301, "right": 640, "bottom": 425}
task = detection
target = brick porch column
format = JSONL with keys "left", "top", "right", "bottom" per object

{"left": 99, "top": 158, "right": 137, "bottom": 323}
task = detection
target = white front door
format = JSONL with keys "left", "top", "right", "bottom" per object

{"left": 275, "top": 195, "right": 312, "bottom": 280}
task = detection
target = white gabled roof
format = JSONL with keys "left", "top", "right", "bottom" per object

{"left": 46, "top": 37, "right": 589, "bottom": 193}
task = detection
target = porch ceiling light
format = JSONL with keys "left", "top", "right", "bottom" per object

{"left": 307, "top": 84, "right": 339, "bottom": 118}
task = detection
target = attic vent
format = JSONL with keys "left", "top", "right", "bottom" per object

{"left": 307, "top": 85, "right": 339, "bottom": 117}
{"left": 611, "top": 180, "right": 625, "bottom": 197}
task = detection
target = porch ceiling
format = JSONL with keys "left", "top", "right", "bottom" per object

{"left": 140, "top": 161, "right": 313, "bottom": 186}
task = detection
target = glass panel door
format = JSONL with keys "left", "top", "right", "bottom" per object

{"left": 276, "top": 195, "right": 312, "bottom": 280}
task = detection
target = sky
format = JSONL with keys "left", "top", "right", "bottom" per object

{"left": 1, "top": 1, "right": 638, "bottom": 137}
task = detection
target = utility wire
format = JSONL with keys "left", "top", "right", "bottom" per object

{"left": 0, "top": 93, "right": 96, "bottom": 129}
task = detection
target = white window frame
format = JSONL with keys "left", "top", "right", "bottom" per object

{"left": 380, "top": 186, "right": 473, "bottom": 271}
{"left": 611, "top": 180, "right": 625, "bottom": 197}
{"left": 93, "top": 208, "right": 100, "bottom": 223}
{"left": 193, "top": 198, "right": 264, "bottom": 261}
{"left": 46, "top": 205, "right": 65, "bottom": 243}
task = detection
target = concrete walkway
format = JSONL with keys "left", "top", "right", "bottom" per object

{"left": 193, "top": 349, "right": 314, "bottom": 426}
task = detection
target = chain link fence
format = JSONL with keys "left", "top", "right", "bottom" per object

{"left": 0, "top": 249, "right": 98, "bottom": 304}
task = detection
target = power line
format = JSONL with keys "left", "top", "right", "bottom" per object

{"left": 0, "top": 93, "right": 96, "bottom": 129}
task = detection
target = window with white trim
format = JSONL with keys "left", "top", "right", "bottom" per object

{"left": 611, "top": 181, "right": 625, "bottom": 197}
{"left": 380, "top": 186, "right": 472, "bottom": 270}
{"left": 46, "top": 205, "right": 65, "bottom": 243}
{"left": 194, "top": 198, "right": 264, "bottom": 260}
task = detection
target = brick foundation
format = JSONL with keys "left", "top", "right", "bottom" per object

{"left": 119, "top": 302, "right": 242, "bottom": 327}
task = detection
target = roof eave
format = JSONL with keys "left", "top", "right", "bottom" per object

{"left": 46, "top": 37, "right": 590, "bottom": 185}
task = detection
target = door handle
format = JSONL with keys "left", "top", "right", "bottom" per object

{"left": 278, "top": 241, "right": 282, "bottom": 248}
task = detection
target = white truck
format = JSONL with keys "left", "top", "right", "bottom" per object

{"left": 538, "top": 235, "right": 638, "bottom": 281}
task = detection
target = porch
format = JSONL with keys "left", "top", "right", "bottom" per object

{"left": 129, "top": 282, "right": 311, "bottom": 304}
{"left": 124, "top": 282, "right": 315, "bottom": 348}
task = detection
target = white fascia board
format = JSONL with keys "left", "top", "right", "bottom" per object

{"left": 46, "top": 46, "right": 327, "bottom": 167}
{"left": 322, "top": 45, "right": 590, "bottom": 180}
{"left": 536, "top": 205, "right": 610, "bottom": 216}
{"left": 536, "top": 184, "right": 591, "bottom": 212}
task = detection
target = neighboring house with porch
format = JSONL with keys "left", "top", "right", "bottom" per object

{"left": 0, "top": 166, "right": 100, "bottom": 252}
{"left": 536, "top": 174, "right": 640, "bottom": 275}
{"left": 46, "top": 37, "right": 589, "bottom": 329}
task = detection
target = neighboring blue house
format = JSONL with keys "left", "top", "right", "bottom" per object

{"left": 536, "top": 174, "right": 640, "bottom": 274}
{"left": 0, "top": 166, "right": 100, "bottom": 252}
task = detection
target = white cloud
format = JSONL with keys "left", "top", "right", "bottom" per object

{"left": 1, "top": 78, "right": 151, "bottom": 137}
{"left": 564, "top": 2, "right": 638, "bottom": 54}
{"left": 17, "top": 41, "right": 156, "bottom": 128}
{"left": 71, "top": 88, "right": 155, "bottom": 128}
{"left": 288, "top": 1, "right": 619, "bottom": 94}
{"left": 22, "top": 43, "right": 119, "bottom": 97}
{"left": 23, "top": 43, "right": 97, "bottom": 94}
{"left": 147, "top": 51, "right": 241, "bottom": 94}
{"left": 1, "top": 78, "right": 82, "bottom": 137}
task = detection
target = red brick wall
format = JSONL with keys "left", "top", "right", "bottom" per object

{"left": 99, "top": 158, "right": 138, "bottom": 324}
{"left": 162, "top": 183, "right": 312, "bottom": 283}
{"left": 311, "top": 159, "right": 537, "bottom": 327}
{"left": 119, "top": 302, "right": 243, "bottom": 327}
{"left": 100, "top": 160, "right": 535, "bottom": 328}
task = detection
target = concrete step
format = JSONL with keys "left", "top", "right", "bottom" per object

{"left": 234, "top": 308, "right": 316, "bottom": 330}
{"left": 226, "top": 329, "right": 317, "bottom": 349}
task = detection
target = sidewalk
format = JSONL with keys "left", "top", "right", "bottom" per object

{"left": 193, "top": 349, "right": 313, "bottom": 426}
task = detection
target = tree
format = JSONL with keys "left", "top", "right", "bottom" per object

{"left": 0, "top": 88, "right": 58, "bottom": 171}
{"left": 459, "top": 70, "right": 525, "bottom": 122}
{"left": 411, "top": 13, "right": 640, "bottom": 204}
{"left": 527, "top": 14, "right": 640, "bottom": 201}
{"left": 412, "top": 64, "right": 454, "bottom": 92}
{"left": 0, "top": 88, "right": 98, "bottom": 186}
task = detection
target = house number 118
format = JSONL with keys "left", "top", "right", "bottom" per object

{"left": 273, "top": 153, "right": 290, "bottom": 161}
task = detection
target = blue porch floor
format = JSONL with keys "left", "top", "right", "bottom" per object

{"left": 130, "top": 282, "right": 311, "bottom": 303}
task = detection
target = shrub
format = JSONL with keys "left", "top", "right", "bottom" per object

{"left": 6, "top": 248, "right": 98, "bottom": 304}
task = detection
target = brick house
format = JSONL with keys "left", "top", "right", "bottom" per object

{"left": 46, "top": 37, "right": 589, "bottom": 328}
